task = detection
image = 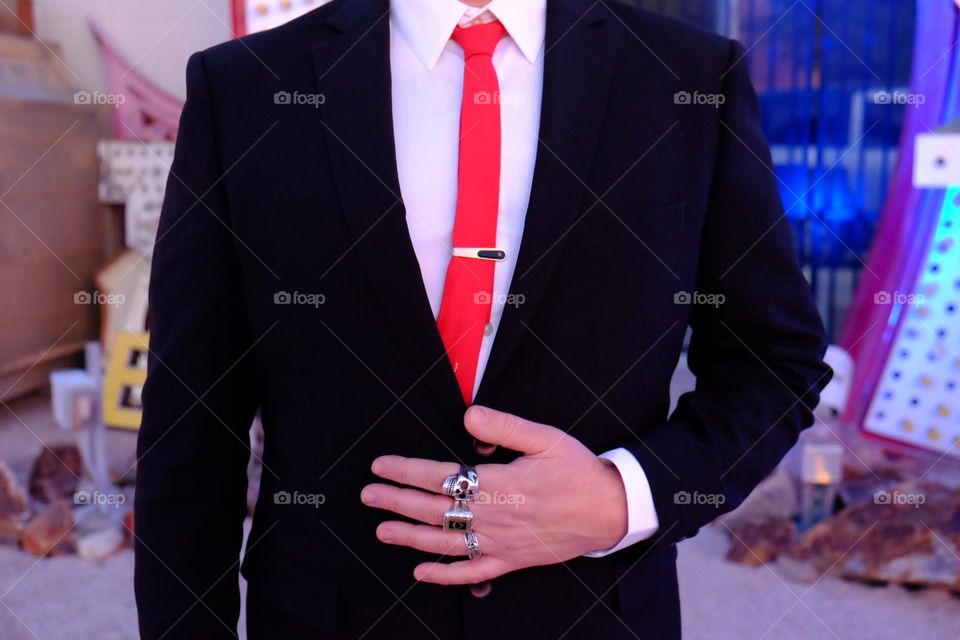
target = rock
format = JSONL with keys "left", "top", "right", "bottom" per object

{"left": 796, "top": 481, "right": 960, "bottom": 591}
{"left": 122, "top": 509, "right": 135, "bottom": 544}
{"left": 837, "top": 465, "right": 910, "bottom": 509}
{"left": 0, "top": 515, "right": 24, "bottom": 546}
{"left": 20, "top": 501, "right": 76, "bottom": 556}
{"left": 0, "top": 461, "right": 30, "bottom": 546}
{"left": 724, "top": 516, "right": 796, "bottom": 566}
{"left": 29, "top": 445, "right": 83, "bottom": 502}
{"left": 0, "top": 460, "right": 29, "bottom": 519}
{"left": 77, "top": 527, "right": 124, "bottom": 560}
{"left": 775, "top": 555, "right": 821, "bottom": 583}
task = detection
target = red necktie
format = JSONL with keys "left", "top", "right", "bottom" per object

{"left": 437, "top": 20, "right": 506, "bottom": 404}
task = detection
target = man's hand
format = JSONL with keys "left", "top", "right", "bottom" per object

{"left": 360, "top": 406, "right": 628, "bottom": 585}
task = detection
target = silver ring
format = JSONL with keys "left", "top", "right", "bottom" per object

{"left": 442, "top": 500, "right": 473, "bottom": 533}
{"left": 464, "top": 531, "right": 481, "bottom": 560}
{"left": 442, "top": 466, "right": 479, "bottom": 502}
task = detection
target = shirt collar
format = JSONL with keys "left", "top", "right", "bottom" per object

{"left": 390, "top": 0, "right": 546, "bottom": 70}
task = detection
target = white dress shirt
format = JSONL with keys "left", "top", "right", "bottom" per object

{"left": 389, "top": 0, "right": 658, "bottom": 555}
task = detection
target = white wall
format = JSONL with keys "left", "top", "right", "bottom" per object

{"left": 32, "top": 0, "right": 233, "bottom": 101}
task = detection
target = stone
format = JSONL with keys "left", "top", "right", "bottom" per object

{"left": 29, "top": 445, "right": 83, "bottom": 502}
{"left": 836, "top": 464, "right": 910, "bottom": 509}
{"left": 122, "top": 509, "right": 135, "bottom": 544}
{"left": 724, "top": 516, "right": 796, "bottom": 566}
{"left": 775, "top": 555, "right": 821, "bottom": 583}
{"left": 0, "top": 514, "right": 24, "bottom": 546}
{"left": 0, "top": 460, "right": 28, "bottom": 519}
{"left": 796, "top": 481, "right": 960, "bottom": 591}
{"left": 20, "top": 501, "right": 76, "bottom": 556}
{"left": 77, "top": 527, "right": 124, "bottom": 560}
{"left": 0, "top": 460, "right": 29, "bottom": 546}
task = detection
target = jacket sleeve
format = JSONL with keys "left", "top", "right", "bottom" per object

{"left": 134, "top": 50, "right": 259, "bottom": 639}
{"left": 624, "top": 39, "right": 832, "bottom": 547}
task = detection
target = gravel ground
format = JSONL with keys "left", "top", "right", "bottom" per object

{"left": 2, "top": 392, "right": 959, "bottom": 640}
{"left": 677, "top": 526, "right": 960, "bottom": 640}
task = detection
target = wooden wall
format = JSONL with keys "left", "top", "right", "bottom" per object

{"left": 0, "top": 31, "right": 106, "bottom": 401}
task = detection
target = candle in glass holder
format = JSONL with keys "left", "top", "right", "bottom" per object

{"left": 800, "top": 442, "right": 844, "bottom": 530}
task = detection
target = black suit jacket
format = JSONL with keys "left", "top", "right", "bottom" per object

{"left": 134, "top": 0, "right": 831, "bottom": 638}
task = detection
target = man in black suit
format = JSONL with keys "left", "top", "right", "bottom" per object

{"left": 134, "top": 0, "right": 831, "bottom": 638}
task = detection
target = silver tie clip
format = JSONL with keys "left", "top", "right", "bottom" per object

{"left": 451, "top": 247, "right": 507, "bottom": 262}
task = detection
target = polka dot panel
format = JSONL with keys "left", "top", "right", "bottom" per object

{"left": 865, "top": 187, "right": 960, "bottom": 456}
{"left": 244, "top": 0, "right": 328, "bottom": 35}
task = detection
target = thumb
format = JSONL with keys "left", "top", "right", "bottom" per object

{"left": 464, "top": 406, "right": 562, "bottom": 454}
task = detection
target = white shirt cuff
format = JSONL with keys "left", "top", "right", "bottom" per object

{"left": 583, "top": 447, "right": 659, "bottom": 557}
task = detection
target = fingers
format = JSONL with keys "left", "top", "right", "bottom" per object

{"left": 464, "top": 406, "right": 564, "bottom": 455}
{"left": 361, "top": 484, "right": 449, "bottom": 526}
{"left": 371, "top": 456, "right": 460, "bottom": 494}
{"left": 414, "top": 556, "right": 511, "bottom": 585}
{"left": 376, "top": 521, "right": 490, "bottom": 557}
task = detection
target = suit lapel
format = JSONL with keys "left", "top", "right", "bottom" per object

{"left": 312, "top": 0, "right": 466, "bottom": 423}
{"left": 312, "top": 0, "right": 619, "bottom": 416}
{"left": 476, "top": 0, "right": 620, "bottom": 402}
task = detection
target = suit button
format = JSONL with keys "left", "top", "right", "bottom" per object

{"left": 474, "top": 439, "right": 497, "bottom": 456}
{"left": 470, "top": 581, "right": 492, "bottom": 598}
